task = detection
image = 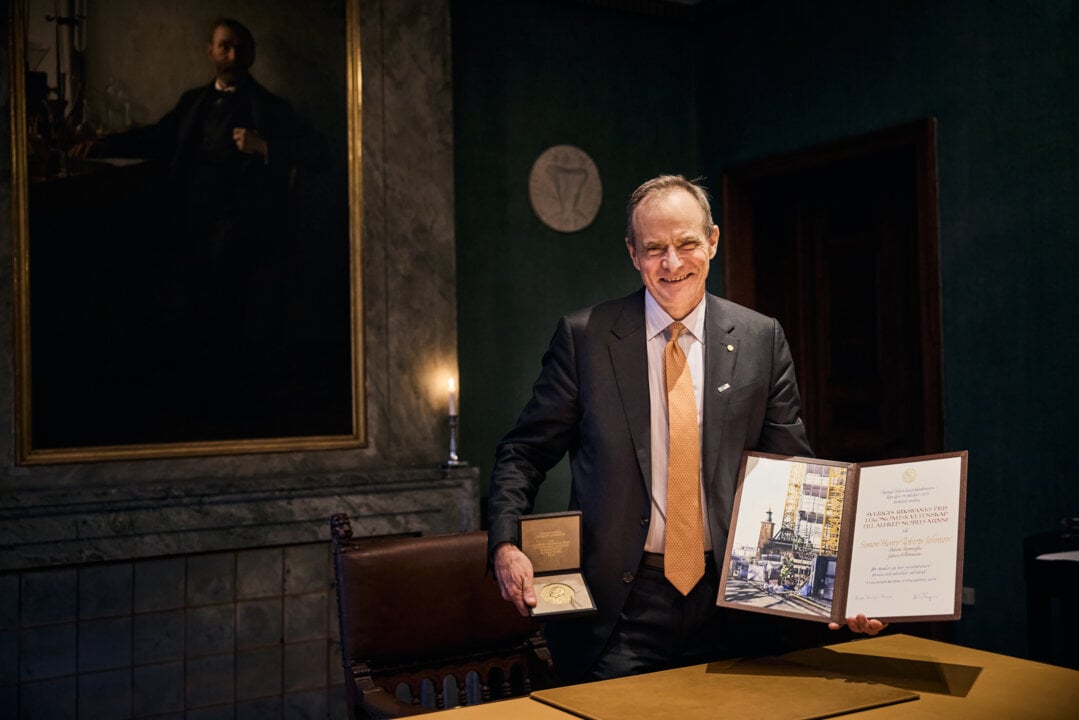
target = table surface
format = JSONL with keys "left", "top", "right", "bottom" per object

{"left": 436, "top": 633, "right": 1079, "bottom": 719}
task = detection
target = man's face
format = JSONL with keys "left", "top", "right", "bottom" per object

{"left": 207, "top": 25, "right": 253, "bottom": 86}
{"left": 626, "top": 188, "right": 719, "bottom": 320}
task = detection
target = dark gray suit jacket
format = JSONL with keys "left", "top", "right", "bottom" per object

{"left": 487, "top": 288, "right": 812, "bottom": 681}
{"left": 109, "top": 78, "right": 329, "bottom": 224}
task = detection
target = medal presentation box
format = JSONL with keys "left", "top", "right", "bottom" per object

{"left": 718, "top": 450, "right": 967, "bottom": 625}
{"left": 519, "top": 511, "right": 597, "bottom": 618}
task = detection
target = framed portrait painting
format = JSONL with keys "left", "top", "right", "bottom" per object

{"left": 9, "top": 0, "right": 365, "bottom": 462}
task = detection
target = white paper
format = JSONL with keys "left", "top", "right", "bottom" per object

{"left": 844, "top": 456, "right": 964, "bottom": 618}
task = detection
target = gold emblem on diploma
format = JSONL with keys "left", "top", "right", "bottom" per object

{"left": 540, "top": 582, "right": 574, "bottom": 606}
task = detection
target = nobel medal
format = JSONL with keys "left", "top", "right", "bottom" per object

{"left": 539, "top": 582, "right": 574, "bottom": 606}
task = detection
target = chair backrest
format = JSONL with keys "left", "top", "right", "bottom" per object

{"left": 331, "top": 514, "right": 553, "bottom": 718}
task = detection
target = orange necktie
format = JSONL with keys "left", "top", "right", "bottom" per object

{"left": 664, "top": 322, "right": 705, "bottom": 595}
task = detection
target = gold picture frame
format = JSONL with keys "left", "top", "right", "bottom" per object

{"left": 8, "top": 0, "right": 365, "bottom": 463}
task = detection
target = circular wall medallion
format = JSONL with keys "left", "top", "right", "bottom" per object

{"left": 528, "top": 145, "right": 602, "bottom": 233}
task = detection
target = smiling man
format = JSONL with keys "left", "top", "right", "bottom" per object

{"left": 487, "top": 174, "right": 884, "bottom": 683}
{"left": 624, "top": 177, "right": 719, "bottom": 321}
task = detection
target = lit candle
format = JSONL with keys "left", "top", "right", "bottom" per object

{"left": 447, "top": 377, "right": 457, "bottom": 416}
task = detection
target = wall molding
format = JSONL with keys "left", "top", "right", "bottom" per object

{"left": 0, "top": 466, "right": 480, "bottom": 571}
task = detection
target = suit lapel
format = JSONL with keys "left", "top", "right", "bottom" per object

{"left": 702, "top": 294, "right": 738, "bottom": 497}
{"left": 608, "top": 291, "right": 652, "bottom": 492}
{"left": 248, "top": 80, "right": 266, "bottom": 133}
{"left": 178, "top": 84, "right": 215, "bottom": 148}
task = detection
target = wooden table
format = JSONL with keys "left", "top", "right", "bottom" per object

{"left": 436, "top": 633, "right": 1079, "bottom": 719}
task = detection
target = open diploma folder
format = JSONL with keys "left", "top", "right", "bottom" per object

{"left": 519, "top": 511, "right": 597, "bottom": 618}
{"left": 718, "top": 450, "right": 967, "bottom": 624}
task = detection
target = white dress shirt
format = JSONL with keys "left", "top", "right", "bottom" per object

{"left": 642, "top": 291, "right": 713, "bottom": 554}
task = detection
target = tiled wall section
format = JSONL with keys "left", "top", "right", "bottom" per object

{"left": 0, "top": 543, "right": 350, "bottom": 720}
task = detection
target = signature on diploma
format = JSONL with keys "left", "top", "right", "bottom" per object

{"left": 912, "top": 592, "right": 937, "bottom": 603}
{"left": 853, "top": 593, "right": 893, "bottom": 602}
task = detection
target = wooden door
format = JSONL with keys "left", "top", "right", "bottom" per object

{"left": 723, "top": 120, "right": 943, "bottom": 461}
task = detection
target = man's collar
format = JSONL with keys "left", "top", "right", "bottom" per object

{"left": 214, "top": 77, "right": 254, "bottom": 92}
{"left": 644, "top": 291, "right": 706, "bottom": 342}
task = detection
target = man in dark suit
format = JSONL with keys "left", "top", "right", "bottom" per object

{"left": 91, "top": 17, "right": 327, "bottom": 260}
{"left": 96, "top": 17, "right": 328, "bottom": 421}
{"left": 148, "top": 17, "right": 328, "bottom": 233}
{"left": 487, "top": 175, "right": 884, "bottom": 683}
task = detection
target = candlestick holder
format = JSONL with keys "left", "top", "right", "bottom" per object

{"left": 442, "top": 413, "right": 468, "bottom": 468}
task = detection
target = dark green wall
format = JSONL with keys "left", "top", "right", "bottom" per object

{"left": 454, "top": 0, "right": 1079, "bottom": 660}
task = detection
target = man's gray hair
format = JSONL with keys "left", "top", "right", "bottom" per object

{"left": 625, "top": 174, "right": 713, "bottom": 245}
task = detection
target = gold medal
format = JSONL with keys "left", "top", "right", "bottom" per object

{"left": 539, "top": 582, "right": 574, "bottom": 605}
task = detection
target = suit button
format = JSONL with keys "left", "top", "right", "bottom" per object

{"left": 622, "top": 572, "right": 634, "bottom": 583}
{"left": 640, "top": 517, "right": 649, "bottom": 526}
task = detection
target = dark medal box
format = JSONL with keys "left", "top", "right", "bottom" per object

{"left": 518, "top": 511, "right": 597, "bottom": 618}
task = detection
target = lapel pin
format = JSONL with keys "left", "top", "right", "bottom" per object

{"left": 717, "top": 383, "right": 731, "bottom": 393}
{"left": 726, "top": 344, "right": 734, "bottom": 352}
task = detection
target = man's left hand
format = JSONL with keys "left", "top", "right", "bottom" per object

{"left": 233, "top": 127, "right": 268, "bottom": 157}
{"left": 828, "top": 614, "right": 888, "bottom": 635}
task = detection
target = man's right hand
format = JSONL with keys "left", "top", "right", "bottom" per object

{"left": 492, "top": 542, "right": 537, "bottom": 617}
